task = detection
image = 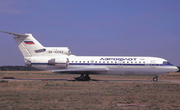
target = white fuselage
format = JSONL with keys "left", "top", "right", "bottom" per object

{"left": 26, "top": 55, "right": 178, "bottom": 76}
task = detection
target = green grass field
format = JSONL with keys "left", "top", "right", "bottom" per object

{"left": 0, "top": 71, "right": 180, "bottom": 110}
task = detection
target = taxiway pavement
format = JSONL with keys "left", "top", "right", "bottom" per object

{"left": 1, "top": 78, "right": 180, "bottom": 83}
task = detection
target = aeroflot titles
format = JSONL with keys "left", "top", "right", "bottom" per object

{"left": 100, "top": 58, "right": 137, "bottom": 61}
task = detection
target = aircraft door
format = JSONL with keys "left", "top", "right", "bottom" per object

{"left": 90, "top": 60, "right": 94, "bottom": 66}
{"left": 118, "top": 61, "right": 123, "bottom": 68}
{"left": 151, "top": 60, "right": 156, "bottom": 68}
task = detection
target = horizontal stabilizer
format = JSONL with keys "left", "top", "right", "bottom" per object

{"left": 1, "top": 31, "right": 29, "bottom": 37}
{"left": 51, "top": 67, "right": 109, "bottom": 73}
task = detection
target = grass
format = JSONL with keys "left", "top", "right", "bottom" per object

{"left": 0, "top": 71, "right": 180, "bottom": 109}
{"left": 0, "top": 71, "right": 180, "bottom": 80}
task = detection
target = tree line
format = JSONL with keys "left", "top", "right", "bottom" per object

{"left": 0, "top": 66, "right": 41, "bottom": 71}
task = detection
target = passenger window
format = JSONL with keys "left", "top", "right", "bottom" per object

{"left": 111, "top": 61, "right": 113, "bottom": 63}
{"left": 76, "top": 61, "right": 77, "bottom": 63}
{"left": 87, "top": 61, "right": 89, "bottom": 63}
{"left": 95, "top": 61, "right": 97, "bottom": 63}
{"left": 103, "top": 61, "right": 105, "bottom": 63}
{"left": 79, "top": 61, "right": 81, "bottom": 63}
{"left": 72, "top": 61, "right": 73, "bottom": 63}
{"left": 83, "top": 61, "right": 85, "bottom": 63}
{"left": 99, "top": 61, "right": 101, "bottom": 63}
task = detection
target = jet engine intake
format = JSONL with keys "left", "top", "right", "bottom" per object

{"left": 46, "top": 47, "right": 71, "bottom": 56}
{"left": 25, "top": 61, "right": 31, "bottom": 66}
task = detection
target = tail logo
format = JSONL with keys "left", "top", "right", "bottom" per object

{"left": 24, "top": 41, "right": 35, "bottom": 44}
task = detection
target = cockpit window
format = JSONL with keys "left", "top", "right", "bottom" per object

{"left": 163, "top": 61, "right": 173, "bottom": 65}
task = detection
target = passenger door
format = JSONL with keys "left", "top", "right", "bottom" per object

{"left": 90, "top": 60, "right": 94, "bottom": 66}
{"left": 118, "top": 61, "right": 123, "bottom": 68}
{"left": 151, "top": 60, "right": 156, "bottom": 68}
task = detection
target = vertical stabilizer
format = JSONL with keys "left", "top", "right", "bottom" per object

{"left": 15, "top": 33, "right": 44, "bottom": 57}
{"left": 13, "top": 37, "right": 32, "bottom": 57}
{"left": 1, "top": 31, "right": 44, "bottom": 57}
{"left": 2, "top": 31, "right": 71, "bottom": 58}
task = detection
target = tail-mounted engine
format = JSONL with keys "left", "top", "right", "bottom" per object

{"left": 25, "top": 61, "right": 31, "bottom": 66}
{"left": 45, "top": 47, "right": 71, "bottom": 56}
{"left": 48, "top": 58, "right": 69, "bottom": 68}
{"left": 34, "top": 47, "right": 71, "bottom": 56}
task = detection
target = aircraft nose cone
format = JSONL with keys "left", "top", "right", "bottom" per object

{"left": 176, "top": 66, "right": 179, "bottom": 72}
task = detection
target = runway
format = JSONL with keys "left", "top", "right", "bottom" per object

{"left": 1, "top": 78, "right": 180, "bottom": 83}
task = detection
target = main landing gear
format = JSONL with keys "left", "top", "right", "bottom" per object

{"left": 74, "top": 74, "right": 90, "bottom": 81}
{"left": 153, "top": 76, "right": 158, "bottom": 82}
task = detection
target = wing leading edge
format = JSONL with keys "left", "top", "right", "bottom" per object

{"left": 51, "top": 67, "right": 109, "bottom": 74}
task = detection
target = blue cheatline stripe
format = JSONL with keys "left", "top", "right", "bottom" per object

{"left": 31, "top": 63, "right": 173, "bottom": 66}
{"left": 69, "top": 63, "right": 153, "bottom": 66}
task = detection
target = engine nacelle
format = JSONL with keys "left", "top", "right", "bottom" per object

{"left": 25, "top": 61, "right": 31, "bottom": 66}
{"left": 45, "top": 47, "right": 71, "bottom": 56}
{"left": 48, "top": 58, "right": 69, "bottom": 68}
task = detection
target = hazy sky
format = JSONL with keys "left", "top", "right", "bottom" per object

{"left": 0, "top": 0, "right": 180, "bottom": 66}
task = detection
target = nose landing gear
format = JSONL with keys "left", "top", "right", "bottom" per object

{"left": 153, "top": 76, "right": 158, "bottom": 82}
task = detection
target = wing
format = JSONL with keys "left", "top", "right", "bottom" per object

{"left": 51, "top": 67, "right": 109, "bottom": 74}
{"left": 1, "top": 31, "right": 28, "bottom": 37}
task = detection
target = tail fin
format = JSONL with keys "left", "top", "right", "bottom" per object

{"left": 1, "top": 31, "right": 44, "bottom": 57}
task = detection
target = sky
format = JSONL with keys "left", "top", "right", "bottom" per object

{"left": 0, "top": 0, "right": 180, "bottom": 66}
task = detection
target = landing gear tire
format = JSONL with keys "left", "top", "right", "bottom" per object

{"left": 74, "top": 74, "right": 90, "bottom": 81}
{"left": 74, "top": 77, "right": 85, "bottom": 81}
{"left": 84, "top": 74, "right": 90, "bottom": 81}
{"left": 153, "top": 77, "right": 158, "bottom": 82}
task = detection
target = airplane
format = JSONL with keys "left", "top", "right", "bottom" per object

{"left": 1, "top": 31, "right": 179, "bottom": 81}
